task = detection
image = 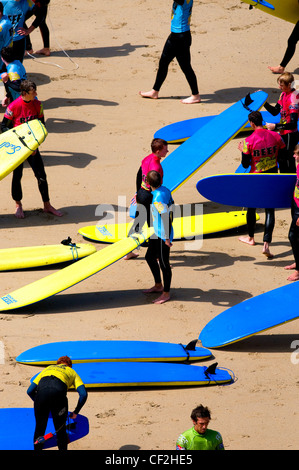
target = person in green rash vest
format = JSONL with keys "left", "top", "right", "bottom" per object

{"left": 176, "top": 404, "right": 224, "bottom": 450}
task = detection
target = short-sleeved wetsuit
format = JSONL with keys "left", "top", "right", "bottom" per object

{"left": 288, "top": 163, "right": 299, "bottom": 271}
{"left": 176, "top": 426, "right": 224, "bottom": 450}
{"left": 27, "top": 364, "right": 87, "bottom": 451}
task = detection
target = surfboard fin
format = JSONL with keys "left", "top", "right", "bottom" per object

{"left": 61, "top": 237, "right": 75, "bottom": 246}
{"left": 204, "top": 362, "right": 218, "bottom": 378}
{"left": 184, "top": 339, "right": 197, "bottom": 351}
{"left": 242, "top": 93, "right": 254, "bottom": 111}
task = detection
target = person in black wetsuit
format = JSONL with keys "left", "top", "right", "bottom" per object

{"left": 268, "top": 21, "right": 299, "bottom": 74}
{"left": 25, "top": 0, "right": 51, "bottom": 56}
{"left": 139, "top": 0, "right": 200, "bottom": 104}
{"left": 27, "top": 356, "right": 88, "bottom": 451}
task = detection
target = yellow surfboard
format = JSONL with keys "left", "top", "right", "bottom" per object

{"left": 78, "top": 211, "right": 257, "bottom": 244}
{"left": 0, "top": 242, "right": 96, "bottom": 271}
{"left": 241, "top": 0, "right": 299, "bottom": 24}
{"left": 0, "top": 119, "right": 47, "bottom": 181}
{"left": 0, "top": 227, "right": 154, "bottom": 312}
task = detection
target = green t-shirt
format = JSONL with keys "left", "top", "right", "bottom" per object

{"left": 176, "top": 427, "right": 224, "bottom": 450}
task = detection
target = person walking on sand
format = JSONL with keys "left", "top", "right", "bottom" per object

{"left": 237, "top": 111, "right": 286, "bottom": 259}
{"left": 143, "top": 170, "right": 173, "bottom": 304}
{"left": 285, "top": 144, "right": 299, "bottom": 282}
{"left": 1, "top": 79, "right": 63, "bottom": 218}
{"left": 139, "top": 0, "right": 200, "bottom": 104}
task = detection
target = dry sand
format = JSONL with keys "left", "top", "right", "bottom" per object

{"left": 0, "top": 0, "right": 298, "bottom": 451}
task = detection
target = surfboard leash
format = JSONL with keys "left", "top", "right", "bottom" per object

{"left": 61, "top": 237, "right": 79, "bottom": 261}
{"left": 34, "top": 415, "right": 73, "bottom": 446}
{"left": 204, "top": 363, "right": 236, "bottom": 386}
{"left": 179, "top": 339, "right": 198, "bottom": 362}
{"left": 241, "top": 93, "right": 254, "bottom": 112}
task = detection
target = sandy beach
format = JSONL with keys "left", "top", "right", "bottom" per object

{"left": 0, "top": 0, "right": 298, "bottom": 450}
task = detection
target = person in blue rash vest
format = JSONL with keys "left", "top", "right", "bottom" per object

{"left": 0, "top": 45, "right": 27, "bottom": 105}
{"left": 2, "top": 0, "right": 45, "bottom": 62}
{"left": 139, "top": 0, "right": 200, "bottom": 104}
{"left": 27, "top": 356, "right": 88, "bottom": 451}
{"left": 143, "top": 170, "right": 174, "bottom": 304}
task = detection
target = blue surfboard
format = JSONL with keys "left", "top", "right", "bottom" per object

{"left": 0, "top": 409, "right": 89, "bottom": 450}
{"left": 16, "top": 340, "right": 212, "bottom": 365}
{"left": 196, "top": 173, "right": 296, "bottom": 208}
{"left": 157, "top": 91, "right": 268, "bottom": 194}
{"left": 199, "top": 281, "right": 299, "bottom": 349}
{"left": 30, "top": 362, "right": 233, "bottom": 388}
{"left": 154, "top": 110, "right": 281, "bottom": 144}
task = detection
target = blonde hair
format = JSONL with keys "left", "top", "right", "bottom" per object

{"left": 277, "top": 72, "right": 294, "bottom": 86}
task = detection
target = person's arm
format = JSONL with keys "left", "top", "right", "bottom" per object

{"left": 275, "top": 112, "right": 298, "bottom": 131}
{"left": 241, "top": 152, "right": 251, "bottom": 169}
{"left": 70, "top": 384, "right": 88, "bottom": 418}
{"left": 264, "top": 101, "right": 281, "bottom": 116}
{"left": 1, "top": 116, "right": 13, "bottom": 133}
{"left": 136, "top": 166, "right": 142, "bottom": 192}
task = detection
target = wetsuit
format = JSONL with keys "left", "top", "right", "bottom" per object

{"left": 152, "top": 0, "right": 199, "bottom": 96}
{"left": 130, "top": 153, "right": 164, "bottom": 233}
{"left": 241, "top": 127, "right": 286, "bottom": 243}
{"left": 1, "top": 95, "right": 50, "bottom": 204}
{"left": 3, "top": 58, "right": 27, "bottom": 101}
{"left": 145, "top": 185, "right": 173, "bottom": 293}
{"left": 2, "top": 0, "right": 44, "bottom": 62}
{"left": 288, "top": 162, "right": 299, "bottom": 271}
{"left": 264, "top": 88, "right": 299, "bottom": 173}
{"left": 176, "top": 427, "right": 224, "bottom": 450}
{"left": 0, "top": 13, "right": 13, "bottom": 71}
{"left": 25, "top": 0, "right": 50, "bottom": 52}
{"left": 280, "top": 21, "right": 299, "bottom": 69}
{"left": 27, "top": 364, "right": 87, "bottom": 451}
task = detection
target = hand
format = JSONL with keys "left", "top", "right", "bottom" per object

{"left": 165, "top": 239, "right": 172, "bottom": 248}
{"left": 265, "top": 122, "right": 275, "bottom": 131}
{"left": 296, "top": 218, "right": 299, "bottom": 227}
{"left": 1, "top": 73, "right": 8, "bottom": 83}
{"left": 237, "top": 141, "right": 243, "bottom": 152}
{"left": 69, "top": 412, "right": 77, "bottom": 420}
{"left": 17, "top": 27, "right": 28, "bottom": 36}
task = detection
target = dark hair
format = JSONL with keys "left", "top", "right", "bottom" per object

{"left": 248, "top": 110, "right": 263, "bottom": 127}
{"left": 146, "top": 170, "right": 162, "bottom": 189}
{"left": 57, "top": 356, "right": 72, "bottom": 368}
{"left": 190, "top": 405, "right": 211, "bottom": 421}
{"left": 1, "top": 47, "right": 14, "bottom": 64}
{"left": 151, "top": 138, "right": 167, "bottom": 153}
{"left": 0, "top": 3, "right": 3, "bottom": 14}
{"left": 20, "top": 80, "right": 37, "bottom": 95}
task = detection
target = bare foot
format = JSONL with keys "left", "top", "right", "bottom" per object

{"left": 123, "top": 252, "right": 139, "bottom": 260}
{"left": 139, "top": 89, "right": 159, "bottom": 99}
{"left": 262, "top": 242, "right": 273, "bottom": 259}
{"left": 181, "top": 94, "right": 201, "bottom": 104}
{"left": 143, "top": 284, "right": 163, "bottom": 294}
{"left": 34, "top": 48, "right": 50, "bottom": 56}
{"left": 15, "top": 204, "right": 24, "bottom": 219}
{"left": 285, "top": 263, "right": 296, "bottom": 270}
{"left": 43, "top": 203, "right": 63, "bottom": 216}
{"left": 153, "top": 293, "right": 170, "bottom": 304}
{"left": 268, "top": 65, "right": 284, "bottom": 74}
{"left": 238, "top": 236, "right": 255, "bottom": 246}
{"left": 287, "top": 270, "right": 299, "bottom": 281}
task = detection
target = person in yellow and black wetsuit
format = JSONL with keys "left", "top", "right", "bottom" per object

{"left": 27, "top": 355, "right": 88, "bottom": 451}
